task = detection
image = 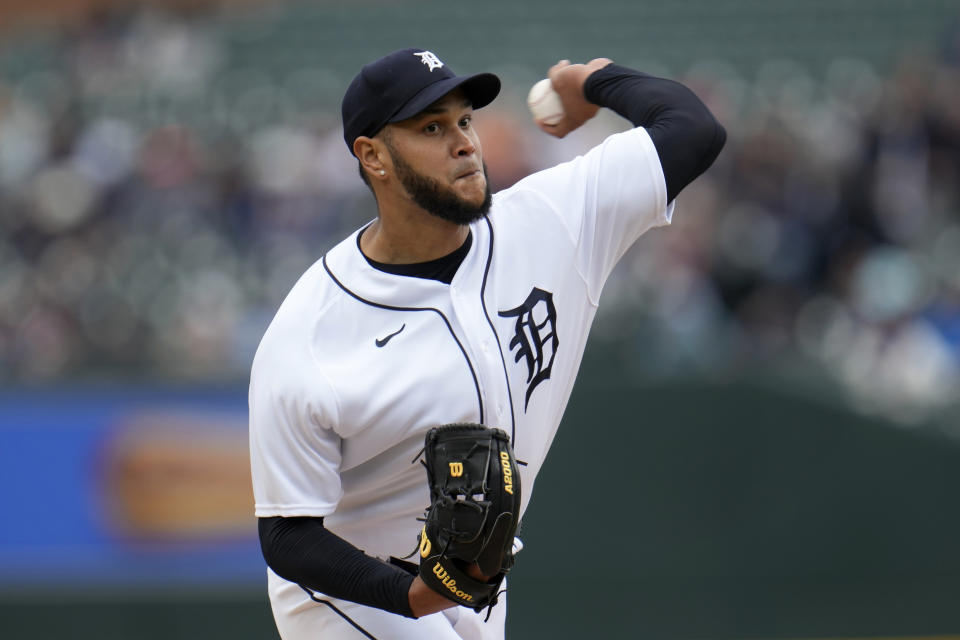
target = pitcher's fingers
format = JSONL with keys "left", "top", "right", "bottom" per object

{"left": 547, "top": 59, "right": 571, "bottom": 80}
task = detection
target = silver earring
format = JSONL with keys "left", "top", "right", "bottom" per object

{"left": 379, "top": 170, "right": 386, "bottom": 176}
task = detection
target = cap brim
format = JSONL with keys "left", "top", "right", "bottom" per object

{"left": 388, "top": 72, "right": 501, "bottom": 124}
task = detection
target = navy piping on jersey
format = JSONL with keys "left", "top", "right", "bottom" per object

{"left": 299, "top": 586, "right": 378, "bottom": 639}
{"left": 322, "top": 255, "right": 485, "bottom": 423}
{"left": 479, "top": 217, "right": 518, "bottom": 443}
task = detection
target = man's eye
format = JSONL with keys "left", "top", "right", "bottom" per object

{"left": 425, "top": 123, "right": 440, "bottom": 133}
{"left": 460, "top": 116, "right": 472, "bottom": 128}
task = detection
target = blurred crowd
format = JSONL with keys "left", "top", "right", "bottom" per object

{"left": 1, "top": 7, "right": 959, "bottom": 424}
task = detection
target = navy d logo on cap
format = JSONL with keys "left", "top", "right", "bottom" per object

{"left": 341, "top": 48, "right": 501, "bottom": 154}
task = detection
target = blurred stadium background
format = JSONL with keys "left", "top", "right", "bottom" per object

{"left": 1, "top": 1, "right": 959, "bottom": 638}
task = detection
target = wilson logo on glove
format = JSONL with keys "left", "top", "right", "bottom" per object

{"left": 432, "top": 562, "right": 474, "bottom": 602}
{"left": 449, "top": 462, "right": 464, "bottom": 477}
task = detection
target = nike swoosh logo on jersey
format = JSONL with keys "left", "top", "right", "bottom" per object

{"left": 375, "top": 324, "right": 406, "bottom": 347}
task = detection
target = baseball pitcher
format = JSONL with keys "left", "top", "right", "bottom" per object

{"left": 249, "top": 47, "right": 725, "bottom": 639}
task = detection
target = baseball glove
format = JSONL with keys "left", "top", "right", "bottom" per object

{"left": 416, "top": 423, "right": 521, "bottom": 614}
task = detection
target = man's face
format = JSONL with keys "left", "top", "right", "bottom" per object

{"left": 381, "top": 89, "right": 492, "bottom": 225}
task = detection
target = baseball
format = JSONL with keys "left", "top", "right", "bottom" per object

{"left": 527, "top": 78, "right": 564, "bottom": 125}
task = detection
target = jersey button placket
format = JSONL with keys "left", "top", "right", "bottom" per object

{"left": 449, "top": 283, "right": 489, "bottom": 423}
{"left": 452, "top": 256, "right": 510, "bottom": 430}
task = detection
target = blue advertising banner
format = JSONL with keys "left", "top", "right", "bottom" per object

{"left": 0, "top": 386, "right": 264, "bottom": 588}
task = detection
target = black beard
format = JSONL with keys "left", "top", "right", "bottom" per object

{"left": 388, "top": 147, "right": 492, "bottom": 225}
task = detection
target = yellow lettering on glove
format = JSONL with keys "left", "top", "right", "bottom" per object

{"left": 433, "top": 562, "right": 473, "bottom": 602}
{"left": 419, "top": 525, "right": 431, "bottom": 558}
{"left": 500, "top": 451, "right": 514, "bottom": 495}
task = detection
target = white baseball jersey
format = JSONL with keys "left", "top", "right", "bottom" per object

{"left": 249, "top": 126, "right": 673, "bottom": 639}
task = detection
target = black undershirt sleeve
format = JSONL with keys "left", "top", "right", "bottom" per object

{"left": 258, "top": 516, "right": 417, "bottom": 618}
{"left": 583, "top": 63, "right": 726, "bottom": 203}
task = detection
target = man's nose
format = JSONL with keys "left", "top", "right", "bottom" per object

{"left": 452, "top": 129, "right": 476, "bottom": 157}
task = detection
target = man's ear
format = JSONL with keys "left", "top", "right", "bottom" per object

{"left": 354, "top": 136, "right": 387, "bottom": 180}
